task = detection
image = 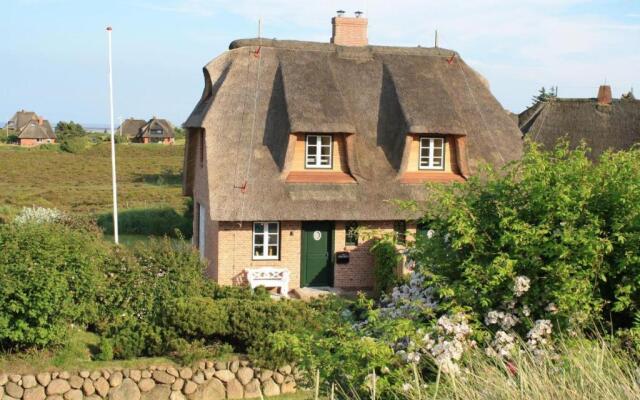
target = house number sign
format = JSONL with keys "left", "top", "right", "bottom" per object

{"left": 313, "top": 231, "right": 322, "bottom": 241}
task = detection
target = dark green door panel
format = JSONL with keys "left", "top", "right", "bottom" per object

{"left": 301, "top": 221, "right": 333, "bottom": 287}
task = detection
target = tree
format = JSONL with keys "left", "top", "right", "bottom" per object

{"left": 55, "top": 121, "right": 86, "bottom": 140}
{"left": 531, "top": 86, "right": 558, "bottom": 105}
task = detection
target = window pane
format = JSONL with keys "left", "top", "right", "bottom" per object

{"left": 307, "top": 155, "right": 316, "bottom": 164}
{"left": 254, "top": 235, "right": 264, "bottom": 245}
{"left": 307, "top": 136, "right": 317, "bottom": 145}
{"left": 254, "top": 245, "right": 264, "bottom": 257}
{"left": 433, "top": 147, "right": 442, "bottom": 157}
{"left": 320, "top": 136, "right": 331, "bottom": 146}
{"left": 268, "top": 234, "right": 278, "bottom": 245}
{"left": 268, "top": 245, "right": 278, "bottom": 257}
{"left": 320, "top": 155, "right": 331, "bottom": 165}
{"left": 320, "top": 146, "right": 330, "bottom": 156}
{"left": 267, "top": 223, "right": 278, "bottom": 233}
{"left": 254, "top": 223, "right": 264, "bottom": 233}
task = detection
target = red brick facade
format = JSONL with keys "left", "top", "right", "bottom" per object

{"left": 331, "top": 16, "right": 368, "bottom": 47}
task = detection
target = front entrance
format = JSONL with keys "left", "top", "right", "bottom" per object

{"left": 301, "top": 221, "right": 334, "bottom": 287}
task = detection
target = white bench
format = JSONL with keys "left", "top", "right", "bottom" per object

{"left": 245, "top": 268, "right": 290, "bottom": 298}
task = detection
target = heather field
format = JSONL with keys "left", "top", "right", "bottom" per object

{"left": 0, "top": 142, "right": 185, "bottom": 215}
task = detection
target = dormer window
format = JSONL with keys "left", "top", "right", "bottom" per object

{"left": 305, "top": 134, "right": 332, "bottom": 169}
{"left": 151, "top": 128, "right": 164, "bottom": 136}
{"left": 419, "top": 137, "right": 445, "bottom": 170}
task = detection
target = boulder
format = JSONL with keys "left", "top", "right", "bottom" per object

{"left": 167, "top": 367, "right": 179, "bottom": 378}
{"left": 205, "top": 361, "right": 214, "bottom": 369}
{"left": 213, "top": 370, "right": 235, "bottom": 383}
{"left": 6, "top": 382, "right": 24, "bottom": 398}
{"left": 244, "top": 378, "right": 262, "bottom": 398}
{"left": 188, "top": 378, "right": 225, "bottom": 400}
{"left": 94, "top": 377, "right": 110, "bottom": 397}
{"left": 204, "top": 369, "right": 215, "bottom": 380}
{"left": 236, "top": 367, "right": 254, "bottom": 385}
{"left": 278, "top": 365, "right": 292, "bottom": 375}
{"left": 22, "top": 386, "right": 47, "bottom": 400}
{"left": 83, "top": 379, "right": 96, "bottom": 396}
{"left": 213, "top": 362, "right": 227, "bottom": 371}
{"left": 281, "top": 379, "right": 296, "bottom": 394}
{"left": 262, "top": 378, "right": 280, "bottom": 397}
{"left": 259, "top": 370, "right": 273, "bottom": 382}
{"left": 141, "top": 384, "right": 171, "bottom": 400}
{"left": 85, "top": 396, "right": 102, "bottom": 400}
{"left": 192, "top": 372, "right": 205, "bottom": 385}
{"left": 90, "top": 371, "right": 101, "bottom": 381}
{"left": 170, "top": 391, "right": 187, "bottom": 400}
{"left": 46, "top": 379, "right": 71, "bottom": 396}
{"left": 58, "top": 372, "right": 70, "bottom": 380}
{"left": 141, "top": 371, "right": 152, "bottom": 379}
{"left": 108, "top": 378, "right": 141, "bottom": 400}
{"left": 138, "top": 378, "right": 156, "bottom": 392}
{"left": 37, "top": 373, "right": 52, "bottom": 387}
{"left": 172, "top": 378, "right": 184, "bottom": 391}
{"left": 226, "top": 379, "right": 243, "bottom": 399}
{"left": 63, "top": 389, "right": 83, "bottom": 400}
{"left": 9, "top": 374, "right": 21, "bottom": 383}
{"left": 23, "top": 386, "right": 46, "bottom": 400}
{"left": 0, "top": 372, "right": 7, "bottom": 385}
{"left": 130, "top": 370, "right": 142, "bottom": 382}
{"left": 179, "top": 368, "right": 193, "bottom": 380}
{"left": 68, "top": 375, "right": 84, "bottom": 389}
{"left": 229, "top": 360, "right": 240, "bottom": 373}
{"left": 109, "top": 371, "right": 123, "bottom": 387}
{"left": 273, "top": 372, "right": 284, "bottom": 384}
{"left": 182, "top": 380, "right": 197, "bottom": 395}
{"left": 22, "top": 374, "right": 38, "bottom": 389}
{"left": 79, "top": 371, "right": 90, "bottom": 379}
{"left": 153, "top": 371, "right": 175, "bottom": 384}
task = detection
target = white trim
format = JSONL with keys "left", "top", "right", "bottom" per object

{"left": 305, "top": 134, "right": 332, "bottom": 169}
{"left": 419, "top": 137, "right": 445, "bottom": 170}
{"left": 253, "top": 221, "right": 280, "bottom": 260}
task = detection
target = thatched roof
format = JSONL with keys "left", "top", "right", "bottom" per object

{"left": 118, "top": 118, "right": 146, "bottom": 138}
{"left": 184, "top": 38, "right": 523, "bottom": 221}
{"left": 519, "top": 97, "right": 640, "bottom": 158}
{"left": 18, "top": 119, "right": 55, "bottom": 140}
{"left": 139, "top": 118, "right": 175, "bottom": 138}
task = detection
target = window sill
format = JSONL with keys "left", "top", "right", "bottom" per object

{"left": 399, "top": 172, "right": 465, "bottom": 184}
{"left": 286, "top": 171, "right": 356, "bottom": 184}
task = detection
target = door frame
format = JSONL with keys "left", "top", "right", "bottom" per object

{"left": 300, "top": 221, "right": 335, "bottom": 287}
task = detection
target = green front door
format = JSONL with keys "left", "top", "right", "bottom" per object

{"left": 301, "top": 221, "right": 334, "bottom": 287}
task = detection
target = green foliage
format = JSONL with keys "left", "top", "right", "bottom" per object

{"left": 55, "top": 121, "right": 86, "bottom": 140}
{"left": 97, "top": 207, "right": 192, "bottom": 238}
{"left": 0, "top": 223, "right": 106, "bottom": 349}
{"left": 95, "top": 337, "right": 114, "bottom": 361}
{"left": 60, "top": 135, "right": 90, "bottom": 153}
{"left": 403, "top": 141, "right": 640, "bottom": 333}
{"left": 531, "top": 86, "right": 558, "bottom": 105}
{"left": 370, "top": 237, "right": 402, "bottom": 295}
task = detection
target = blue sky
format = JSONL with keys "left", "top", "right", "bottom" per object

{"left": 1, "top": 0, "right": 639, "bottom": 126}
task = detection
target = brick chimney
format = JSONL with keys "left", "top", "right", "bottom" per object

{"left": 331, "top": 11, "right": 368, "bottom": 47}
{"left": 597, "top": 85, "right": 612, "bottom": 105}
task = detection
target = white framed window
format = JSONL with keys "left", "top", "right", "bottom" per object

{"left": 305, "top": 134, "right": 332, "bottom": 169}
{"left": 419, "top": 137, "right": 445, "bottom": 170}
{"left": 253, "top": 222, "right": 279, "bottom": 260}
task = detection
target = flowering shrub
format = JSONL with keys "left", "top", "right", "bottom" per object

{"left": 402, "top": 142, "right": 640, "bottom": 333}
{"left": 14, "top": 206, "right": 65, "bottom": 224}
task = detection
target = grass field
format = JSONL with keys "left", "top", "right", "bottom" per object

{"left": 0, "top": 142, "right": 185, "bottom": 214}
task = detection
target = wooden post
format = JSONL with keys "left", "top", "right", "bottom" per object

{"left": 314, "top": 369, "right": 320, "bottom": 400}
{"left": 330, "top": 383, "right": 335, "bottom": 400}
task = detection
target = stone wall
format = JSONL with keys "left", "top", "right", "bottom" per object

{"left": 0, "top": 360, "right": 299, "bottom": 400}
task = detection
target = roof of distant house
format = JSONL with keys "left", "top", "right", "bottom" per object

{"left": 519, "top": 86, "right": 640, "bottom": 158}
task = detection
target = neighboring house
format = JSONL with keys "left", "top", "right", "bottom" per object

{"left": 4, "top": 110, "right": 56, "bottom": 146}
{"left": 118, "top": 117, "right": 175, "bottom": 144}
{"left": 519, "top": 85, "right": 640, "bottom": 158}
{"left": 182, "top": 14, "right": 523, "bottom": 292}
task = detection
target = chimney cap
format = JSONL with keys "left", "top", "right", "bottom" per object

{"left": 597, "top": 84, "right": 612, "bottom": 105}
{"left": 336, "top": 10, "right": 345, "bottom": 17}
{"left": 355, "top": 10, "right": 364, "bottom": 18}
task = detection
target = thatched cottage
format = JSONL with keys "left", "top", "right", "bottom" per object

{"left": 519, "top": 85, "right": 640, "bottom": 158}
{"left": 183, "top": 14, "right": 523, "bottom": 291}
{"left": 118, "top": 117, "right": 175, "bottom": 144}
{"left": 4, "top": 110, "right": 56, "bottom": 146}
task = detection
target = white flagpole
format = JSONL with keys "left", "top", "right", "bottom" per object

{"left": 107, "top": 26, "right": 119, "bottom": 244}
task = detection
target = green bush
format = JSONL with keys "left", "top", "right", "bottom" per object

{"left": 404, "top": 141, "right": 640, "bottom": 333}
{"left": 97, "top": 207, "right": 192, "bottom": 237}
{"left": 60, "top": 135, "right": 90, "bottom": 153}
{"left": 95, "top": 337, "right": 114, "bottom": 361}
{"left": 0, "top": 223, "right": 106, "bottom": 349}
{"left": 370, "top": 238, "right": 402, "bottom": 295}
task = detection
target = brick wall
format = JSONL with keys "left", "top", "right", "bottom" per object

{"left": 331, "top": 17, "right": 368, "bottom": 47}
{"left": 217, "top": 221, "right": 302, "bottom": 288}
